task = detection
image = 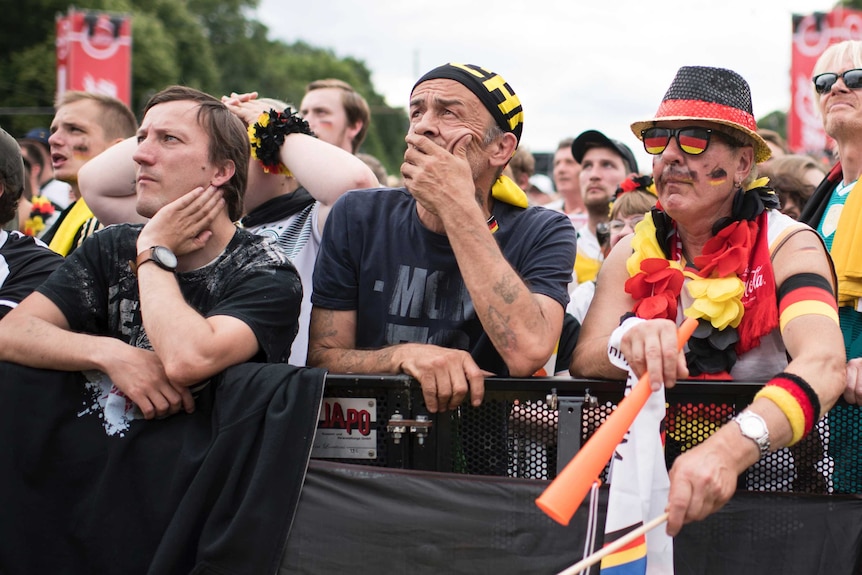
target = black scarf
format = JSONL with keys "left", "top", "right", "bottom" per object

{"left": 240, "top": 187, "right": 315, "bottom": 228}
{"left": 800, "top": 162, "right": 843, "bottom": 228}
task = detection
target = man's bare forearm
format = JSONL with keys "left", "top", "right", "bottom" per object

{"left": 570, "top": 335, "right": 626, "bottom": 379}
{"left": 137, "top": 264, "right": 258, "bottom": 387}
{"left": 443, "top": 207, "right": 560, "bottom": 375}
{"left": 307, "top": 345, "right": 404, "bottom": 374}
{"left": 0, "top": 300, "right": 121, "bottom": 373}
{"left": 281, "top": 134, "right": 378, "bottom": 206}
{"left": 308, "top": 306, "right": 406, "bottom": 374}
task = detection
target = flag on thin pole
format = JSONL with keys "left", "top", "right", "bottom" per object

{"left": 599, "top": 362, "right": 673, "bottom": 574}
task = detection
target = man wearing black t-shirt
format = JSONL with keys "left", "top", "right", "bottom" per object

{"left": 0, "top": 127, "right": 63, "bottom": 319}
{"left": 309, "top": 64, "right": 577, "bottom": 413}
{"left": 0, "top": 86, "right": 301, "bottom": 421}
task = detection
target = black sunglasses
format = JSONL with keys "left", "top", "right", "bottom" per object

{"left": 641, "top": 127, "right": 714, "bottom": 156}
{"left": 813, "top": 68, "right": 862, "bottom": 94}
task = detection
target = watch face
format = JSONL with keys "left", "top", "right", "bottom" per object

{"left": 153, "top": 246, "right": 178, "bottom": 269}
{"left": 735, "top": 411, "right": 769, "bottom": 456}
{"left": 741, "top": 417, "right": 765, "bottom": 436}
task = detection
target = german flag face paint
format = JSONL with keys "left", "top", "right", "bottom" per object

{"left": 641, "top": 127, "right": 713, "bottom": 156}
{"left": 707, "top": 168, "right": 729, "bottom": 186}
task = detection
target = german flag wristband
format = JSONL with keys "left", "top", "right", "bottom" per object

{"left": 248, "top": 107, "right": 315, "bottom": 176}
{"left": 754, "top": 372, "right": 821, "bottom": 446}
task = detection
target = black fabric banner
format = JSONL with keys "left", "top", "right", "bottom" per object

{"left": 674, "top": 491, "right": 862, "bottom": 574}
{"left": 284, "top": 461, "right": 862, "bottom": 574}
{"left": 282, "top": 460, "right": 607, "bottom": 574}
{"left": 0, "top": 362, "right": 325, "bottom": 575}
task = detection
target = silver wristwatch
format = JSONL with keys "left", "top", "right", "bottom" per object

{"left": 733, "top": 410, "right": 770, "bottom": 458}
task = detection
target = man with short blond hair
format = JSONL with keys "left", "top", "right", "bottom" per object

{"left": 547, "top": 138, "right": 587, "bottom": 229}
{"left": 41, "top": 91, "right": 138, "bottom": 255}
{"left": 301, "top": 78, "right": 370, "bottom": 154}
{"left": 801, "top": 40, "right": 862, "bottom": 492}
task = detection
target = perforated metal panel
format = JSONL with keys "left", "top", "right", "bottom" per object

{"left": 579, "top": 400, "right": 616, "bottom": 483}
{"left": 507, "top": 399, "right": 558, "bottom": 479}
{"left": 818, "top": 404, "right": 858, "bottom": 494}
{"left": 664, "top": 401, "right": 734, "bottom": 484}
{"left": 318, "top": 376, "right": 859, "bottom": 494}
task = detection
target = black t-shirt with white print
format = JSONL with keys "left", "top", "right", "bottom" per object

{"left": 0, "top": 230, "right": 63, "bottom": 319}
{"left": 37, "top": 223, "right": 301, "bottom": 363}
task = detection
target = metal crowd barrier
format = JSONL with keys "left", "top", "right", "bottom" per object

{"left": 313, "top": 375, "right": 857, "bottom": 495}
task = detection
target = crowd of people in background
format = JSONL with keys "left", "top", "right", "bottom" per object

{"left": 1, "top": 39, "right": 862, "bottom": 562}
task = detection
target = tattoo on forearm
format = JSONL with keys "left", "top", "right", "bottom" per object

{"left": 338, "top": 348, "right": 393, "bottom": 373}
{"left": 338, "top": 351, "right": 364, "bottom": 373}
{"left": 493, "top": 275, "right": 520, "bottom": 305}
{"left": 315, "top": 310, "right": 339, "bottom": 339}
{"left": 320, "top": 346, "right": 397, "bottom": 374}
{"left": 486, "top": 305, "right": 516, "bottom": 351}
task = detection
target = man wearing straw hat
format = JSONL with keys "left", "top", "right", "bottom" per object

{"left": 572, "top": 65, "right": 844, "bottom": 537}
{"left": 309, "top": 63, "right": 577, "bottom": 413}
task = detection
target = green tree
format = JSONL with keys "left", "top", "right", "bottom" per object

{"left": 128, "top": 0, "right": 220, "bottom": 111}
{"left": 757, "top": 110, "right": 787, "bottom": 141}
{"left": 256, "top": 42, "right": 407, "bottom": 174}
{"left": 0, "top": 0, "right": 407, "bottom": 175}
{"left": 0, "top": 0, "right": 213, "bottom": 131}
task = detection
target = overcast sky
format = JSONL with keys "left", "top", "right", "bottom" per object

{"left": 256, "top": 0, "right": 838, "bottom": 172}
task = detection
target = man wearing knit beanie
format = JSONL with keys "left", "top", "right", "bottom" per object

{"left": 310, "top": 63, "right": 576, "bottom": 412}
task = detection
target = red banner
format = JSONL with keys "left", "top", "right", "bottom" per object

{"left": 790, "top": 8, "right": 862, "bottom": 156}
{"left": 55, "top": 9, "right": 132, "bottom": 107}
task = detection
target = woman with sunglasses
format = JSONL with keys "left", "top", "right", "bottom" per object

{"left": 571, "top": 66, "right": 845, "bottom": 537}
{"left": 801, "top": 40, "right": 862, "bottom": 495}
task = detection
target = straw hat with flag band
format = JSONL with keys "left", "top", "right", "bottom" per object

{"left": 412, "top": 63, "right": 528, "bottom": 209}
{"left": 630, "top": 66, "right": 772, "bottom": 164}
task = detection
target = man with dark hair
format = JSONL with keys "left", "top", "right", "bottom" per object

{"left": 78, "top": 89, "right": 379, "bottom": 367}
{"left": 570, "top": 129, "right": 639, "bottom": 285}
{"left": 309, "top": 63, "right": 576, "bottom": 412}
{"left": 140, "top": 86, "right": 248, "bottom": 222}
{"left": 0, "top": 127, "right": 63, "bottom": 319}
{"left": 301, "top": 78, "right": 371, "bottom": 154}
{"left": 0, "top": 86, "right": 301, "bottom": 425}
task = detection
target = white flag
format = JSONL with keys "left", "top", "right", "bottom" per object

{"left": 600, "top": 367, "right": 674, "bottom": 574}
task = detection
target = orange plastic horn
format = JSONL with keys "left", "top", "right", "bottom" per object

{"left": 536, "top": 317, "right": 699, "bottom": 526}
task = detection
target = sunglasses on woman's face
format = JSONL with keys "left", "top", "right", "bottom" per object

{"left": 812, "top": 68, "right": 862, "bottom": 94}
{"left": 641, "top": 127, "right": 714, "bottom": 156}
